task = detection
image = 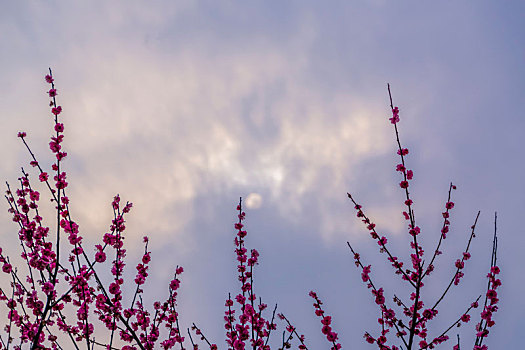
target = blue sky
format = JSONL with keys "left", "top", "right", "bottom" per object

{"left": 0, "top": 1, "right": 524, "bottom": 348}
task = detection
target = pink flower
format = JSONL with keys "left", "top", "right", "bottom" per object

{"left": 48, "top": 89, "right": 57, "bottom": 97}
{"left": 45, "top": 74, "right": 54, "bottom": 83}
{"left": 29, "top": 190, "right": 40, "bottom": 201}
{"left": 389, "top": 107, "right": 400, "bottom": 124}
{"left": 321, "top": 316, "right": 332, "bottom": 325}
{"left": 476, "top": 329, "right": 489, "bottom": 338}
{"left": 377, "top": 335, "right": 387, "bottom": 345}
{"left": 397, "top": 148, "right": 409, "bottom": 156}
{"left": 487, "top": 289, "right": 497, "bottom": 299}
{"left": 123, "top": 202, "right": 133, "bottom": 213}
{"left": 170, "top": 278, "right": 180, "bottom": 290}
{"left": 327, "top": 331, "right": 338, "bottom": 342}
{"left": 108, "top": 282, "right": 119, "bottom": 294}
{"left": 54, "top": 123, "right": 64, "bottom": 132}
{"left": 400, "top": 181, "right": 409, "bottom": 189}
{"left": 49, "top": 140, "right": 61, "bottom": 152}
{"left": 42, "top": 282, "right": 54, "bottom": 295}
{"left": 95, "top": 250, "right": 106, "bottom": 263}
{"left": 2, "top": 263, "right": 12, "bottom": 274}
{"left": 373, "top": 288, "right": 385, "bottom": 305}
{"left": 455, "top": 259, "right": 464, "bottom": 269}
{"left": 422, "top": 309, "right": 434, "bottom": 320}
{"left": 52, "top": 106, "right": 62, "bottom": 116}
{"left": 17, "top": 131, "right": 26, "bottom": 138}
{"left": 361, "top": 265, "right": 371, "bottom": 282}
{"left": 409, "top": 226, "right": 420, "bottom": 236}
{"left": 389, "top": 114, "right": 400, "bottom": 124}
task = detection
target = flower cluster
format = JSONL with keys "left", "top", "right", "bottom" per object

{"left": 389, "top": 106, "right": 400, "bottom": 124}
{"left": 309, "top": 291, "right": 341, "bottom": 350}
{"left": 348, "top": 196, "right": 409, "bottom": 282}
{"left": 223, "top": 198, "right": 274, "bottom": 350}
{"left": 349, "top": 245, "right": 399, "bottom": 349}
{"left": 276, "top": 313, "right": 307, "bottom": 350}
{"left": 474, "top": 233, "right": 501, "bottom": 350}
{"left": 344, "top": 85, "right": 501, "bottom": 349}
{"left": 0, "top": 71, "right": 195, "bottom": 350}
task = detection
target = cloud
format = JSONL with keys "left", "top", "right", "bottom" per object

{"left": 1, "top": 2, "right": 523, "bottom": 347}
{"left": 0, "top": 8, "right": 394, "bottom": 247}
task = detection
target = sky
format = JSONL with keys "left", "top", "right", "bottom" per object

{"left": 0, "top": 1, "right": 524, "bottom": 348}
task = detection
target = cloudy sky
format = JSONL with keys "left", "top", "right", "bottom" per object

{"left": 0, "top": 1, "right": 523, "bottom": 348}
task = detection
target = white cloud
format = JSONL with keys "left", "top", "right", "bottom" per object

{"left": 14, "top": 28, "right": 392, "bottom": 245}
